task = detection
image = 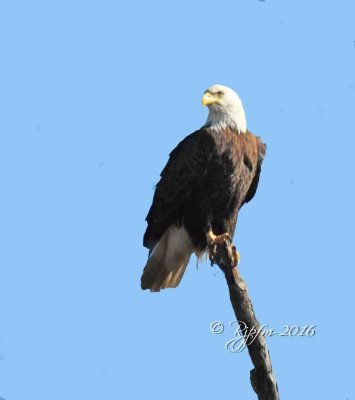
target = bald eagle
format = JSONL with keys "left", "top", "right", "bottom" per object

{"left": 141, "top": 85, "right": 266, "bottom": 292}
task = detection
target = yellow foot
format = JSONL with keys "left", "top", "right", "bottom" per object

{"left": 232, "top": 247, "right": 241, "bottom": 266}
{"left": 207, "top": 229, "right": 231, "bottom": 246}
{"left": 207, "top": 229, "right": 240, "bottom": 268}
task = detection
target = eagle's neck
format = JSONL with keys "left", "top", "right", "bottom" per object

{"left": 204, "top": 105, "right": 247, "bottom": 134}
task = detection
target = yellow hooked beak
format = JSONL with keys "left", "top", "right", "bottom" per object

{"left": 202, "top": 92, "right": 218, "bottom": 107}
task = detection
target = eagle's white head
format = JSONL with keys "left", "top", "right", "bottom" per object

{"left": 202, "top": 84, "right": 247, "bottom": 134}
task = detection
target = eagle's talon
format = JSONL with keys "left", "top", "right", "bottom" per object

{"left": 207, "top": 229, "right": 237, "bottom": 266}
{"left": 232, "top": 248, "right": 240, "bottom": 266}
{"left": 207, "top": 230, "right": 231, "bottom": 247}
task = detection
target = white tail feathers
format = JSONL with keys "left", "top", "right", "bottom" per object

{"left": 141, "top": 225, "right": 193, "bottom": 292}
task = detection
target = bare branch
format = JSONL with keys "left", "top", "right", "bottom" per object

{"left": 209, "top": 238, "right": 279, "bottom": 400}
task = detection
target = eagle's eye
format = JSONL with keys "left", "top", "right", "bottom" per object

{"left": 217, "top": 91, "right": 224, "bottom": 97}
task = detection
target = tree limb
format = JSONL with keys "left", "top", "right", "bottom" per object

{"left": 209, "top": 238, "right": 279, "bottom": 400}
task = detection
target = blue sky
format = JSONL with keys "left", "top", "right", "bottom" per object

{"left": 0, "top": 1, "right": 354, "bottom": 399}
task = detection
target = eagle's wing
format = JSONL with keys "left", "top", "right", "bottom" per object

{"left": 243, "top": 138, "right": 266, "bottom": 205}
{"left": 143, "top": 129, "right": 212, "bottom": 251}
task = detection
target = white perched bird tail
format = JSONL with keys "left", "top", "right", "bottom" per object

{"left": 141, "top": 225, "right": 193, "bottom": 292}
